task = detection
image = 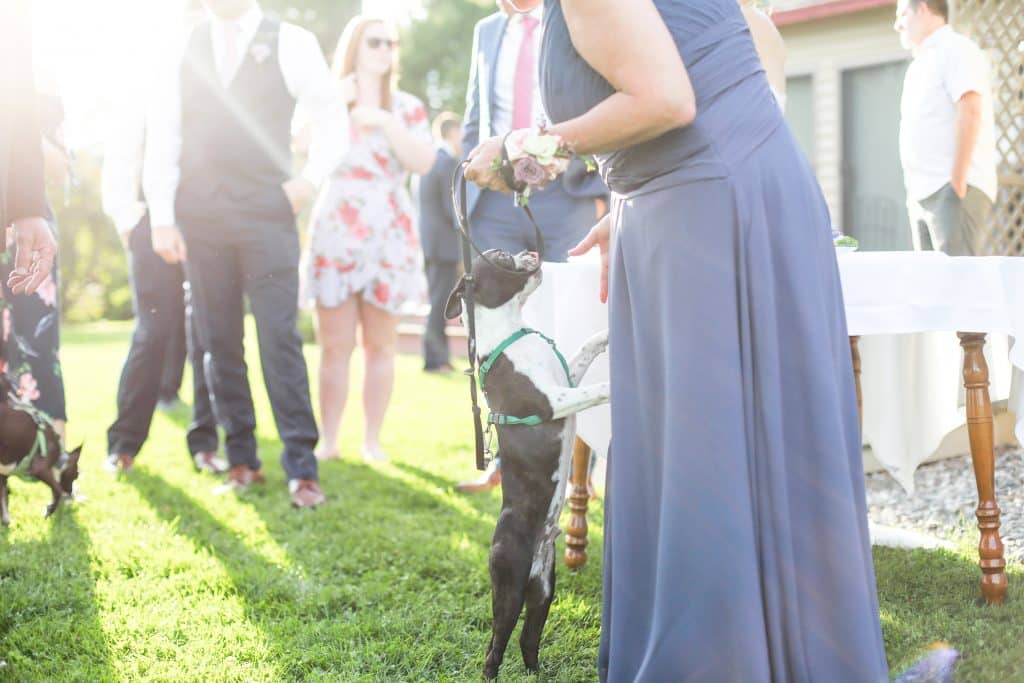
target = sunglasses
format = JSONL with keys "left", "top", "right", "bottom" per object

{"left": 366, "top": 37, "right": 398, "bottom": 50}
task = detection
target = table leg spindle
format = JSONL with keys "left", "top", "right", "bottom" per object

{"left": 850, "top": 336, "right": 863, "bottom": 434}
{"left": 958, "top": 332, "right": 1008, "bottom": 606}
{"left": 564, "top": 437, "right": 592, "bottom": 569}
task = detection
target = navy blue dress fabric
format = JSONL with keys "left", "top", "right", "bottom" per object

{"left": 540, "top": 1, "right": 889, "bottom": 680}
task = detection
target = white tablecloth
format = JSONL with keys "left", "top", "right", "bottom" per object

{"left": 523, "top": 252, "right": 1024, "bottom": 491}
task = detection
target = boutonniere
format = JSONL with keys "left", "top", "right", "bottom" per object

{"left": 250, "top": 41, "right": 272, "bottom": 64}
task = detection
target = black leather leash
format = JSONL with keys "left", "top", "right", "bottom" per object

{"left": 449, "top": 143, "right": 547, "bottom": 471}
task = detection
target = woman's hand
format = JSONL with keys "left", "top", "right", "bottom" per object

{"left": 338, "top": 74, "right": 359, "bottom": 107}
{"left": 350, "top": 106, "right": 394, "bottom": 130}
{"left": 568, "top": 213, "right": 612, "bottom": 303}
{"left": 7, "top": 217, "right": 57, "bottom": 295}
{"left": 464, "top": 136, "right": 512, "bottom": 193}
{"left": 282, "top": 177, "right": 316, "bottom": 215}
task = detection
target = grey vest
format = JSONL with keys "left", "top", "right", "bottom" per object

{"left": 176, "top": 18, "right": 295, "bottom": 220}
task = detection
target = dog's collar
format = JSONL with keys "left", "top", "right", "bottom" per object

{"left": 479, "top": 328, "right": 573, "bottom": 428}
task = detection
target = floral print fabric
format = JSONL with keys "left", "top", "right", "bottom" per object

{"left": 302, "top": 91, "right": 430, "bottom": 314}
{"left": 0, "top": 223, "right": 66, "bottom": 421}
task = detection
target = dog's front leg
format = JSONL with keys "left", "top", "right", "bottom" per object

{"left": 547, "top": 382, "right": 611, "bottom": 421}
{"left": 568, "top": 329, "right": 609, "bottom": 386}
{"left": 29, "top": 457, "right": 63, "bottom": 518}
{"left": 0, "top": 475, "right": 9, "bottom": 527}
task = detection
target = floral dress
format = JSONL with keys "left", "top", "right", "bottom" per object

{"left": 302, "top": 91, "right": 430, "bottom": 314}
{"left": 0, "top": 94, "right": 66, "bottom": 421}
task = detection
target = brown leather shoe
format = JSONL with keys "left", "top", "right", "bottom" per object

{"left": 455, "top": 462, "right": 502, "bottom": 494}
{"left": 289, "top": 480, "right": 325, "bottom": 508}
{"left": 217, "top": 465, "right": 266, "bottom": 494}
{"left": 193, "top": 451, "right": 229, "bottom": 474}
{"left": 104, "top": 453, "right": 134, "bottom": 474}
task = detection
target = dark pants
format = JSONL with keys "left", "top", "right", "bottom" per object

{"left": 159, "top": 308, "right": 187, "bottom": 403}
{"left": 423, "top": 260, "right": 459, "bottom": 369}
{"left": 107, "top": 217, "right": 217, "bottom": 457}
{"left": 908, "top": 183, "right": 993, "bottom": 256}
{"left": 181, "top": 209, "right": 319, "bottom": 482}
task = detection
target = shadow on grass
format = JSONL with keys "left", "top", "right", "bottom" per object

{"left": 875, "top": 546, "right": 1024, "bottom": 681}
{"left": 0, "top": 508, "right": 116, "bottom": 682}
{"left": 127, "top": 463, "right": 511, "bottom": 681}
{"left": 142, "top": 411, "right": 604, "bottom": 679}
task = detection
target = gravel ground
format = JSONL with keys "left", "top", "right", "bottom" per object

{"left": 865, "top": 447, "right": 1024, "bottom": 562}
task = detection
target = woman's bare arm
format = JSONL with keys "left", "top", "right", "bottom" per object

{"left": 741, "top": 4, "right": 786, "bottom": 98}
{"left": 466, "top": 0, "right": 695, "bottom": 190}
{"left": 546, "top": 0, "right": 696, "bottom": 154}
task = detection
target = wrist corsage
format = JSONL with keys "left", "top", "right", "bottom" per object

{"left": 493, "top": 129, "right": 574, "bottom": 207}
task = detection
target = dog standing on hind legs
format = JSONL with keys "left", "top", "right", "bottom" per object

{"left": 445, "top": 249, "right": 610, "bottom": 679}
{"left": 0, "top": 374, "right": 81, "bottom": 526}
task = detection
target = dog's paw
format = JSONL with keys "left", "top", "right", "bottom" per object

{"left": 43, "top": 501, "right": 60, "bottom": 518}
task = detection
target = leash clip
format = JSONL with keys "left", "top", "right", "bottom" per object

{"left": 483, "top": 423, "right": 496, "bottom": 466}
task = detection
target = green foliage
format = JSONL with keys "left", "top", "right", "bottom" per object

{"left": 265, "top": 0, "right": 496, "bottom": 117}
{"left": 399, "top": 0, "right": 495, "bottom": 115}
{"left": 262, "top": 0, "right": 362, "bottom": 50}
{"left": 53, "top": 153, "right": 133, "bottom": 322}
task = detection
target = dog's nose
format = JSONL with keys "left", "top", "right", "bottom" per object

{"left": 527, "top": 251, "right": 538, "bottom": 260}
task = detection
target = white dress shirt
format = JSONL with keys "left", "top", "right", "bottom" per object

{"left": 101, "top": 98, "right": 148, "bottom": 236}
{"left": 899, "top": 26, "right": 998, "bottom": 203}
{"left": 144, "top": 5, "right": 348, "bottom": 227}
{"left": 492, "top": 7, "right": 547, "bottom": 136}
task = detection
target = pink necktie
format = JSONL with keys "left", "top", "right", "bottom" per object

{"left": 512, "top": 15, "right": 540, "bottom": 130}
{"left": 221, "top": 21, "right": 242, "bottom": 85}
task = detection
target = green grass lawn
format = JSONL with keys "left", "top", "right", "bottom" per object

{"left": 0, "top": 321, "right": 1022, "bottom": 682}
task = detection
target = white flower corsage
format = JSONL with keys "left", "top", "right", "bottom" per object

{"left": 493, "top": 129, "right": 575, "bottom": 207}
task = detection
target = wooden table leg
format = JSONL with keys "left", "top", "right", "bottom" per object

{"left": 958, "top": 332, "right": 1008, "bottom": 605}
{"left": 564, "top": 437, "right": 591, "bottom": 569}
{"left": 850, "top": 336, "right": 863, "bottom": 434}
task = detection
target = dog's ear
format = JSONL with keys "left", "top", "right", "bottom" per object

{"left": 445, "top": 274, "right": 467, "bottom": 320}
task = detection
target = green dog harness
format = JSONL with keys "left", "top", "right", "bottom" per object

{"left": 478, "top": 328, "right": 573, "bottom": 427}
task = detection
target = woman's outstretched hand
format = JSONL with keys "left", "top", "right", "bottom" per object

{"left": 464, "top": 136, "right": 512, "bottom": 193}
{"left": 568, "top": 214, "right": 611, "bottom": 303}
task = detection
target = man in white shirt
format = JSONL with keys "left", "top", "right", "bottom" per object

{"left": 102, "top": 93, "right": 225, "bottom": 477}
{"left": 896, "top": 0, "right": 998, "bottom": 255}
{"left": 145, "top": 0, "right": 347, "bottom": 507}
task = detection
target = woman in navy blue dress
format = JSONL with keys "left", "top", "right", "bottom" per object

{"left": 465, "top": 0, "right": 888, "bottom": 680}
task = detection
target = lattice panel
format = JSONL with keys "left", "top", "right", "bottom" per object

{"left": 954, "top": 0, "right": 1024, "bottom": 255}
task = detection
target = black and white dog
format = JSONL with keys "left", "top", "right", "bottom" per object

{"left": 446, "top": 249, "right": 609, "bottom": 679}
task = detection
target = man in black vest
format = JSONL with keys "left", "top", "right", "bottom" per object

{"left": 146, "top": 0, "right": 346, "bottom": 507}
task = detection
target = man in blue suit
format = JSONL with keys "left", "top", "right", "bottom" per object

{"left": 455, "top": 0, "right": 607, "bottom": 493}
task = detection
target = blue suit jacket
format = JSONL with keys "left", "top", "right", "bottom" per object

{"left": 462, "top": 11, "right": 606, "bottom": 219}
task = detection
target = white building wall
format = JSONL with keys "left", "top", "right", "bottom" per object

{"left": 779, "top": 6, "right": 907, "bottom": 231}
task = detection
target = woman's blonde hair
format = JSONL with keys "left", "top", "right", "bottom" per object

{"left": 331, "top": 14, "right": 398, "bottom": 111}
